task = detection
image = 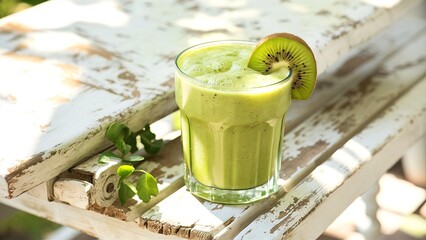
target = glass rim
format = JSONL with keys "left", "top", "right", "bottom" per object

{"left": 175, "top": 40, "right": 293, "bottom": 91}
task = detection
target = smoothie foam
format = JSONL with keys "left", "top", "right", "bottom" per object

{"left": 178, "top": 44, "right": 290, "bottom": 88}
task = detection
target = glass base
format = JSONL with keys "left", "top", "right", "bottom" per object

{"left": 184, "top": 174, "right": 279, "bottom": 204}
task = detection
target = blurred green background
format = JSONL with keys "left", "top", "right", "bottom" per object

{"left": 0, "top": 211, "right": 60, "bottom": 239}
{"left": 0, "top": 0, "right": 46, "bottom": 18}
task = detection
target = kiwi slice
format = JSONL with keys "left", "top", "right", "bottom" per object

{"left": 248, "top": 33, "right": 317, "bottom": 100}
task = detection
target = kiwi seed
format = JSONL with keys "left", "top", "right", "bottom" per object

{"left": 248, "top": 33, "right": 317, "bottom": 100}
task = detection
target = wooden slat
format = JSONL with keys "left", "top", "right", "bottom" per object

{"left": 53, "top": 156, "right": 121, "bottom": 208}
{"left": 234, "top": 77, "right": 426, "bottom": 240}
{"left": 53, "top": 178, "right": 94, "bottom": 209}
{"left": 285, "top": 16, "right": 426, "bottom": 130}
{"left": 280, "top": 34, "right": 426, "bottom": 190}
{"left": 0, "top": 187, "right": 184, "bottom": 240}
{"left": 0, "top": 0, "right": 421, "bottom": 198}
{"left": 93, "top": 138, "right": 184, "bottom": 221}
{"left": 138, "top": 20, "right": 426, "bottom": 239}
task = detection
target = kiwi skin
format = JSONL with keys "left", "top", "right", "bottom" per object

{"left": 248, "top": 33, "right": 317, "bottom": 100}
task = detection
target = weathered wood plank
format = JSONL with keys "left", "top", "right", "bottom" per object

{"left": 286, "top": 16, "right": 426, "bottom": 130}
{"left": 281, "top": 28, "right": 426, "bottom": 191}
{"left": 139, "top": 20, "right": 426, "bottom": 239}
{"left": 234, "top": 77, "right": 426, "bottom": 240}
{"left": 53, "top": 156, "right": 121, "bottom": 208}
{"left": 53, "top": 178, "right": 94, "bottom": 209}
{"left": 402, "top": 135, "right": 426, "bottom": 188}
{"left": 0, "top": 187, "right": 184, "bottom": 240}
{"left": 90, "top": 137, "right": 185, "bottom": 221}
{"left": 0, "top": 0, "right": 421, "bottom": 198}
{"left": 358, "top": 182, "right": 381, "bottom": 239}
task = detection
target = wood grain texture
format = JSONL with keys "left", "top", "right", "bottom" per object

{"left": 0, "top": 187, "right": 185, "bottom": 240}
{"left": 89, "top": 137, "right": 185, "bottom": 221}
{"left": 53, "top": 156, "right": 121, "bottom": 208}
{"left": 280, "top": 29, "right": 426, "bottom": 190}
{"left": 0, "top": 0, "right": 421, "bottom": 198}
{"left": 53, "top": 178, "right": 94, "bottom": 209}
{"left": 235, "top": 77, "right": 426, "bottom": 240}
{"left": 45, "top": 136, "right": 184, "bottom": 221}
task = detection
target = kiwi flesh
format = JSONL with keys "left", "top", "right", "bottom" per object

{"left": 248, "top": 33, "right": 317, "bottom": 100}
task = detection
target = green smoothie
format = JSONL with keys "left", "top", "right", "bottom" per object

{"left": 175, "top": 41, "right": 292, "bottom": 203}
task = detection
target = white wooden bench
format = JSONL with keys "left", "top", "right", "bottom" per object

{"left": 1, "top": 0, "right": 425, "bottom": 239}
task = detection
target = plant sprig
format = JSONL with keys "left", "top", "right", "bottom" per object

{"left": 98, "top": 122, "right": 163, "bottom": 205}
{"left": 116, "top": 165, "right": 158, "bottom": 205}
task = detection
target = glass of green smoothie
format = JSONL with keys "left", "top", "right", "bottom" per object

{"left": 175, "top": 34, "right": 317, "bottom": 204}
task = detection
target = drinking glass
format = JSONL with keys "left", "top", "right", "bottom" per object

{"left": 175, "top": 41, "right": 292, "bottom": 204}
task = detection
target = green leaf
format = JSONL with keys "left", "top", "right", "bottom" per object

{"left": 139, "top": 125, "right": 164, "bottom": 154}
{"left": 98, "top": 154, "right": 110, "bottom": 164}
{"left": 144, "top": 138, "right": 163, "bottom": 154}
{"left": 136, "top": 172, "right": 159, "bottom": 203}
{"left": 124, "top": 155, "right": 145, "bottom": 162}
{"left": 141, "top": 124, "right": 156, "bottom": 139}
{"left": 117, "top": 165, "right": 134, "bottom": 179}
{"left": 101, "top": 122, "right": 162, "bottom": 205}
{"left": 124, "top": 132, "right": 139, "bottom": 153}
{"left": 106, "top": 122, "right": 130, "bottom": 143}
{"left": 98, "top": 151, "right": 118, "bottom": 164}
{"left": 118, "top": 181, "right": 136, "bottom": 205}
{"left": 115, "top": 138, "right": 131, "bottom": 156}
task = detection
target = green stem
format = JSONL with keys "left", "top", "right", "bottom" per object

{"left": 134, "top": 169, "right": 148, "bottom": 174}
